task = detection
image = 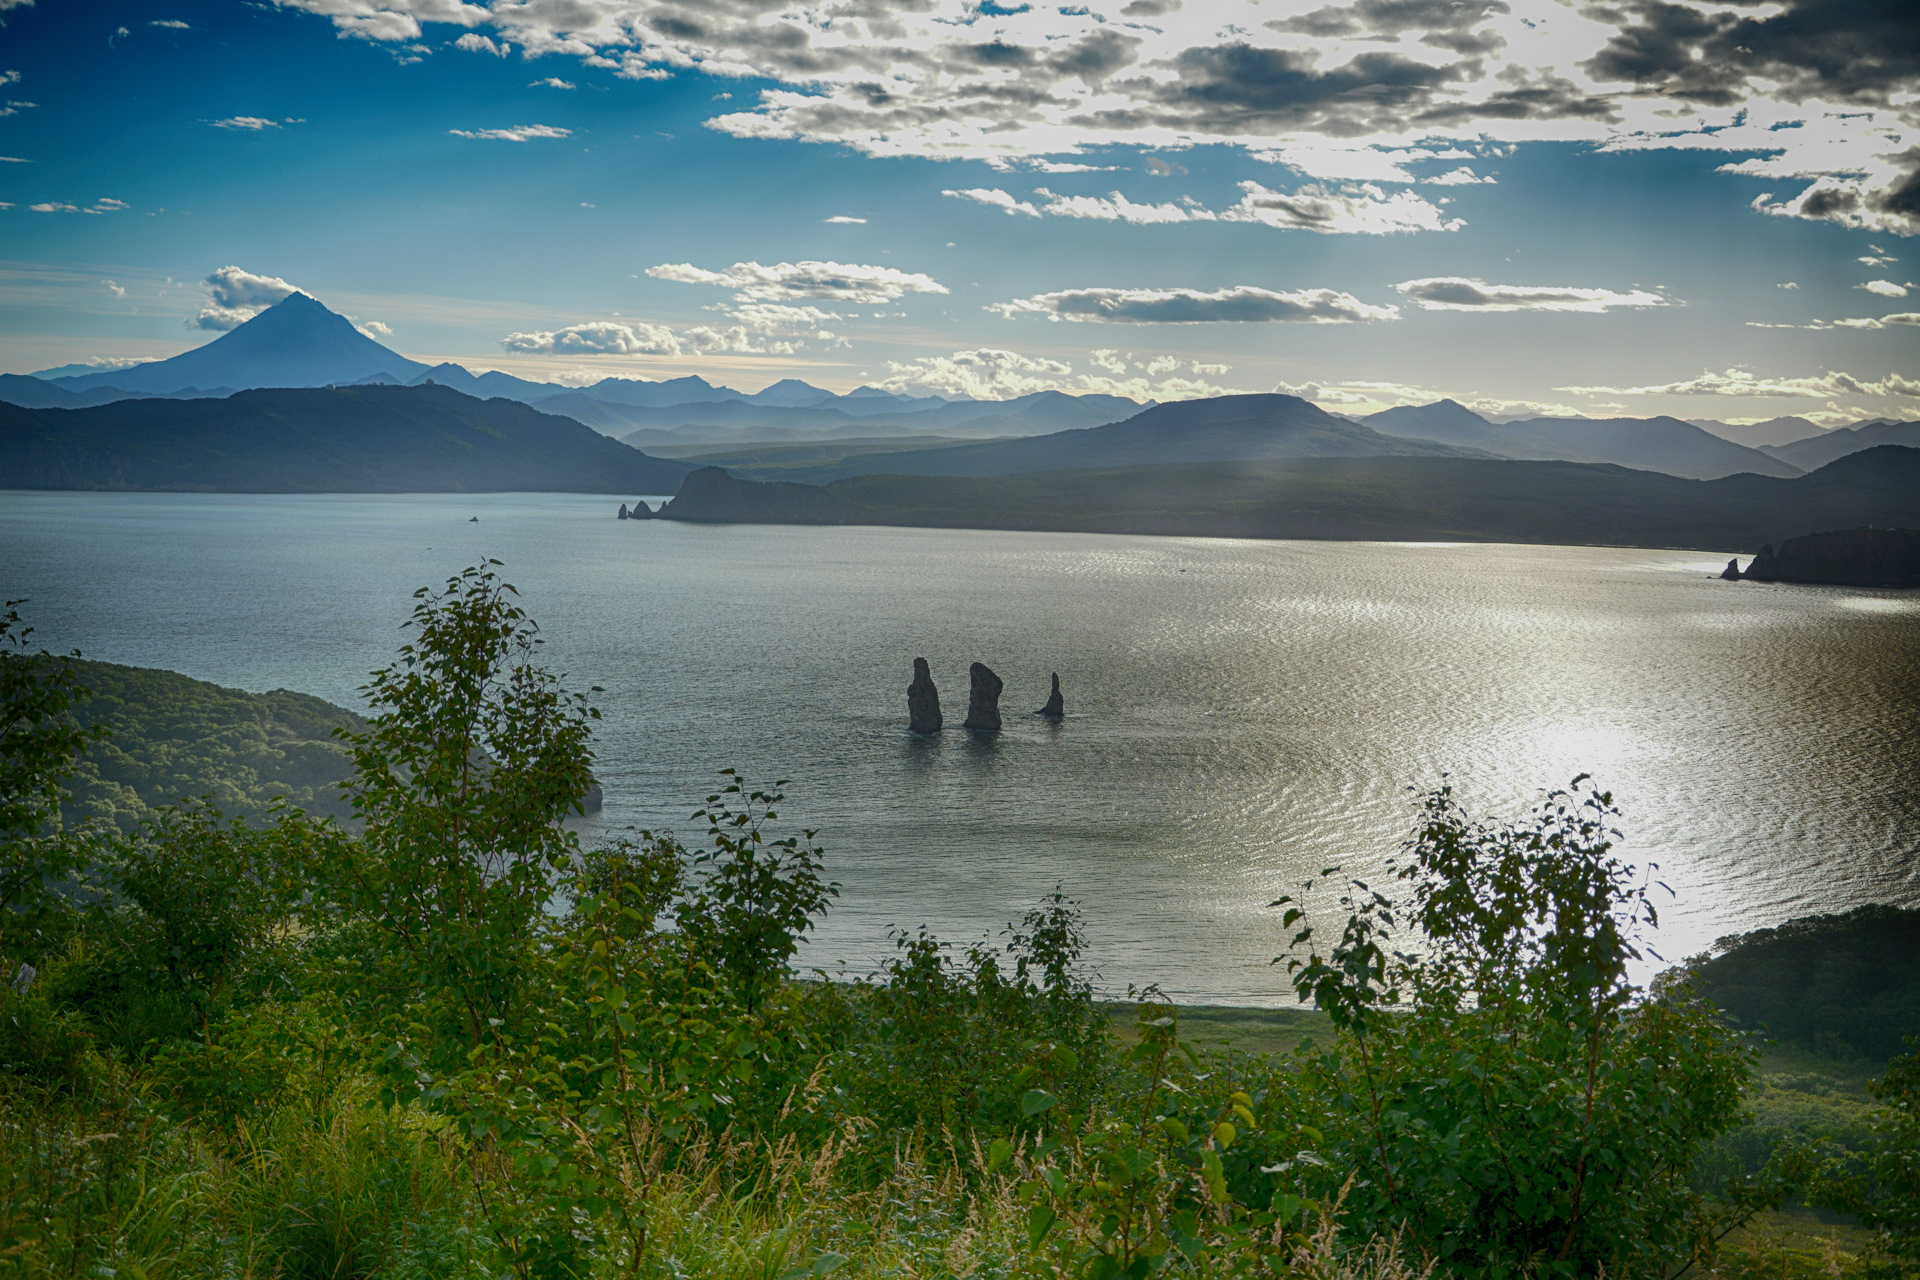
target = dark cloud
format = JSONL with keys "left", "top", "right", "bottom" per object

{"left": 1269, "top": 0, "right": 1510, "bottom": 54}
{"left": 1119, "top": 0, "right": 1179, "bottom": 14}
{"left": 1102, "top": 44, "right": 1468, "bottom": 136}
{"left": 1581, "top": 0, "right": 1920, "bottom": 106}
{"left": 1414, "top": 72, "right": 1617, "bottom": 124}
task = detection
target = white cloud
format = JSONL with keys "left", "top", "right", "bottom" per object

{"left": 29, "top": 202, "right": 77, "bottom": 212}
{"left": 454, "top": 32, "right": 506, "bottom": 55}
{"left": 354, "top": 318, "right": 394, "bottom": 339}
{"left": 1028, "top": 188, "right": 1207, "bottom": 225}
{"left": 502, "top": 321, "right": 683, "bottom": 356}
{"left": 1777, "top": 282, "right": 1799, "bottom": 290}
{"left": 0, "top": 72, "right": 18, "bottom": 85}
{"left": 194, "top": 265, "right": 301, "bottom": 330}
{"left": 1857, "top": 280, "right": 1909, "bottom": 298}
{"left": 532, "top": 77, "right": 573, "bottom": 88}
{"left": 1747, "top": 314, "right": 1920, "bottom": 331}
{"left": 1220, "top": 182, "right": 1463, "bottom": 235}
{"left": 150, "top": 19, "right": 190, "bottom": 28}
{"left": 1395, "top": 278, "right": 1668, "bottom": 312}
{"left": 0, "top": 100, "right": 37, "bottom": 117}
{"left": 943, "top": 187, "right": 1041, "bottom": 218}
{"left": 992, "top": 285, "right": 1399, "bottom": 325}
{"left": 647, "top": 259, "right": 946, "bottom": 304}
{"left": 209, "top": 116, "right": 281, "bottom": 130}
{"left": 1422, "top": 167, "right": 1495, "bottom": 186}
{"left": 947, "top": 180, "right": 1460, "bottom": 235}
{"left": 824, "top": 214, "right": 866, "bottom": 224}
{"left": 449, "top": 123, "right": 569, "bottom": 141}
{"left": 1557, "top": 368, "right": 1920, "bottom": 400}
{"left": 876, "top": 348, "right": 1074, "bottom": 400}
{"left": 103, "top": 279, "right": 125, "bottom": 299}
{"left": 86, "top": 197, "right": 128, "bottom": 215}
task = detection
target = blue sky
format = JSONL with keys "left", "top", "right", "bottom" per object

{"left": 1, "top": 0, "right": 1915, "bottom": 421}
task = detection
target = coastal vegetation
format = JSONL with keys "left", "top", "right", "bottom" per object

{"left": 2, "top": 580, "right": 1915, "bottom": 1279}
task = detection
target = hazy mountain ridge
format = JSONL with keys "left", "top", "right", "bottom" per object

{"left": 1760, "top": 418, "right": 1920, "bottom": 470}
{"left": 0, "top": 384, "right": 692, "bottom": 493}
{"left": 1362, "top": 399, "right": 1799, "bottom": 480}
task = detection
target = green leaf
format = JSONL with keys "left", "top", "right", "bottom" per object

{"left": 1022, "top": 1089, "right": 1061, "bottom": 1117}
{"left": 987, "top": 1137, "right": 1014, "bottom": 1174}
{"left": 1026, "top": 1203, "right": 1056, "bottom": 1247}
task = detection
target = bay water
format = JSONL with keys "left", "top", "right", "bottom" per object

{"left": 4, "top": 490, "right": 1916, "bottom": 1003}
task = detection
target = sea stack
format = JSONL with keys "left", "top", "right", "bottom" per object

{"left": 964, "top": 662, "right": 1003, "bottom": 731}
{"left": 1720, "top": 558, "right": 1741, "bottom": 580}
{"left": 908, "top": 658, "right": 942, "bottom": 734}
{"left": 629, "top": 500, "right": 654, "bottom": 520}
{"left": 618, "top": 503, "right": 630, "bottom": 520}
{"left": 1038, "top": 673, "right": 1064, "bottom": 720}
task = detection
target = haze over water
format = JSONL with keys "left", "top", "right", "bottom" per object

{"left": 7, "top": 490, "right": 1917, "bottom": 1004}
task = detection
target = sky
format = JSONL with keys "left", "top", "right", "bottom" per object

{"left": 0, "top": 0, "right": 1915, "bottom": 421}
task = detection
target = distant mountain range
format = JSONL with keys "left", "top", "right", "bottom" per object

{"left": 0, "top": 384, "right": 691, "bottom": 493}
{"left": 6, "top": 292, "right": 1913, "bottom": 494}
{"left": 1360, "top": 400, "right": 1800, "bottom": 480}
{"left": 9, "top": 292, "right": 1034, "bottom": 436}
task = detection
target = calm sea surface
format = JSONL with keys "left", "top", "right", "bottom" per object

{"left": 4, "top": 490, "right": 1917, "bottom": 1003}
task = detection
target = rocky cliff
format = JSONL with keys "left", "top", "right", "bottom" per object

{"left": 1741, "top": 527, "right": 1920, "bottom": 588}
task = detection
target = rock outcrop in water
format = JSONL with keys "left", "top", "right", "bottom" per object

{"left": 908, "top": 658, "right": 942, "bottom": 734}
{"left": 661, "top": 466, "right": 847, "bottom": 524}
{"left": 1741, "top": 527, "right": 1920, "bottom": 588}
{"left": 1720, "top": 557, "right": 1742, "bottom": 580}
{"left": 964, "top": 662, "right": 1003, "bottom": 731}
{"left": 1038, "top": 673, "right": 1064, "bottom": 720}
{"left": 617, "top": 503, "right": 629, "bottom": 519}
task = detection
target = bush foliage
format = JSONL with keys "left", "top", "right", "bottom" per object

{"left": 2, "top": 567, "right": 1914, "bottom": 1279}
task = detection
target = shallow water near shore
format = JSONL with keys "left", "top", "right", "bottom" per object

{"left": 5, "top": 489, "right": 1917, "bottom": 1004}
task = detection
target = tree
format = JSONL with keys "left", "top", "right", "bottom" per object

{"left": 1272, "top": 777, "right": 1751, "bottom": 1277}
{"left": 0, "top": 601, "right": 107, "bottom": 956}
{"left": 335, "top": 562, "right": 598, "bottom": 1056}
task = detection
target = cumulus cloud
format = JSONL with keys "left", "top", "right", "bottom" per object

{"left": 151, "top": 19, "right": 190, "bottom": 28}
{"left": 876, "top": 348, "right": 1075, "bottom": 400}
{"left": 454, "top": 32, "right": 505, "bottom": 55}
{"left": 449, "top": 124, "right": 569, "bottom": 141}
{"left": 209, "top": 116, "right": 282, "bottom": 130}
{"left": 1422, "top": 167, "right": 1495, "bottom": 185}
{"left": 354, "top": 318, "right": 394, "bottom": 339}
{"left": 194, "top": 265, "right": 301, "bottom": 330}
{"left": 502, "top": 321, "right": 682, "bottom": 356}
{"left": 532, "top": 77, "right": 573, "bottom": 88}
{"left": 1557, "top": 368, "right": 1920, "bottom": 400}
{"left": 1857, "top": 280, "right": 1910, "bottom": 297}
{"left": 647, "top": 259, "right": 946, "bottom": 304}
{"left": 30, "top": 202, "right": 76, "bottom": 212}
{"left": 1220, "top": 182, "right": 1463, "bottom": 234}
{"left": 991, "top": 285, "right": 1399, "bottom": 324}
{"left": 1395, "top": 278, "right": 1669, "bottom": 312}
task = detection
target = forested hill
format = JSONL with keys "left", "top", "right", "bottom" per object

{"left": 54, "top": 659, "right": 363, "bottom": 830}
{"left": 660, "top": 445, "right": 1920, "bottom": 552}
{"left": 0, "top": 384, "right": 694, "bottom": 493}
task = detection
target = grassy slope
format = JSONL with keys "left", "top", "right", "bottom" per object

{"left": 0, "top": 384, "right": 693, "bottom": 493}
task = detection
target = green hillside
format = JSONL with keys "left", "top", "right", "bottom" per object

{"left": 52, "top": 658, "right": 363, "bottom": 830}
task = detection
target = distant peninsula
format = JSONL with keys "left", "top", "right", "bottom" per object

{"left": 655, "top": 445, "right": 1920, "bottom": 554}
{"left": 0, "top": 384, "right": 692, "bottom": 493}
